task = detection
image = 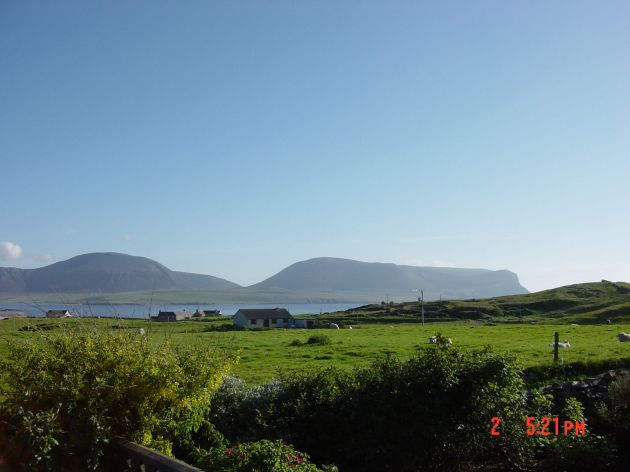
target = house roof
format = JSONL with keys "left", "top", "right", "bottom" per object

{"left": 234, "top": 308, "right": 293, "bottom": 320}
{"left": 157, "top": 311, "right": 187, "bottom": 317}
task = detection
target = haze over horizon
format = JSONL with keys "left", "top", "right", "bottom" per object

{"left": 2, "top": 1, "right": 629, "bottom": 293}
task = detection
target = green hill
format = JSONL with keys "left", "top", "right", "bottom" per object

{"left": 319, "top": 280, "right": 630, "bottom": 324}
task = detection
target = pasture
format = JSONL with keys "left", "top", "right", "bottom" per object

{"left": 1, "top": 317, "right": 630, "bottom": 384}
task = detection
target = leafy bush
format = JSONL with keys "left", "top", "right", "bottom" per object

{"left": 530, "top": 395, "right": 616, "bottom": 471}
{"left": 598, "top": 376, "right": 630, "bottom": 463}
{"left": 306, "top": 334, "right": 331, "bottom": 345}
{"left": 211, "top": 376, "right": 286, "bottom": 442}
{"left": 195, "top": 439, "right": 337, "bottom": 472}
{"left": 0, "top": 328, "right": 235, "bottom": 471}
{"left": 264, "top": 346, "right": 532, "bottom": 471}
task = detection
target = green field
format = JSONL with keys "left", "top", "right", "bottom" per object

{"left": 3, "top": 316, "right": 630, "bottom": 384}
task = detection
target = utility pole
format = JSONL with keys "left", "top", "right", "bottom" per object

{"left": 419, "top": 289, "right": 424, "bottom": 326}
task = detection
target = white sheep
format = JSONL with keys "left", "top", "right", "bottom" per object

{"left": 617, "top": 332, "right": 630, "bottom": 342}
{"left": 549, "top": 340, "right": 571, "bottom": 348}
{"left": 428, "top": 335, "right": 452, "bottom": 346}
{"left": 137, "top": 328, "right": 146, "bottom": 335}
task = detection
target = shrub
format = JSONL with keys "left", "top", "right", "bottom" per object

{"left": 269, "top": 346, "right": 533, "bottom": 471}
{"left": 195, "top": 439, "right": 337, "bottom": 472}
{"left": 0, "top": 327, "right": 235, "bottom": 471}
{"left": 598, "top": 376, "right": 630, "bottom": 463}
{"left": 306, "top": 334, "right": 331, "bottom": 345}
{"left": 210, "top": 376, "right": 286, "bottom": 442}
{"left": 530, "top": 396, "right": 616, "bottom": 471}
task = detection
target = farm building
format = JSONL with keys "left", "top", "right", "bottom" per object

{"left": 46, "top": 310, "right": 72, "bottom": 318}
{"left": 156, "top": 310, "right": 189, "bottom": 322}
{"left": 294, "top": 318, "right": 317, "bottom": 329}
{"left": 232, "top": 308, "right": 294, "bottom": 328}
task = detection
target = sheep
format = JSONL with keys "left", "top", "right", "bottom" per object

{"left": 549, "top": 340, "right": 571, "bottom": 348}
{"left": 617, "top": 332, "right": 630, "bottom": 342}
{"left": 329, "top": 323, "right": 340, "bottom": 330}
{"left": 570, "top": 324, "right": 579, "bottom": 327}
{"left": 428, "top": 335, "right": 452, "bottom": 346}
{"left": 137, "top": 328, "right": 146, "bottom": 335}
{"left": 348, "top": 326, "right": 353, "bottom": 330}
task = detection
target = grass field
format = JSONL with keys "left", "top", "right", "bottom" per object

{"left": 2, "top": 316, "right": 630, "bottom": 384}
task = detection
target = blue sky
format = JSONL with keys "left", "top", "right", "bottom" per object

{"left": 1, "top": 1, "right": 629, "bottom": 292}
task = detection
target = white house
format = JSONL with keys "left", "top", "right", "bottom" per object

{"left": 232, "top": 308, "right": 294, "bottom": 328}
{"left": 46, "top": 309, "right": 72, "bottom": 318}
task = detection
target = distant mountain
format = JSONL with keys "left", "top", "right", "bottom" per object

{"left": 0, "top": 252, "right": 239, "bottom": 293}
{"left": 0, "top": 253, "right": 528, "bottom": 302}
{"left": 250, "top": 257, "right": 528, "bottom": 299}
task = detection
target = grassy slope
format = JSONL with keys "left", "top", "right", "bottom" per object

{"left": 318, "top": 281, "right": 630, "bottom": 325}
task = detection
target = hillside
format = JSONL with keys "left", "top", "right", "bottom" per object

{"left": 1, "top": 253, "right": 529, "bottom": 303}
{"left": 319, "top": 280, "right": 630, "bottom": 324}
{"left": 251, "top": 257, "right": 528, "bottom": 299}
{"left": 0, "top": 253, "right": 239, "bottom": 293}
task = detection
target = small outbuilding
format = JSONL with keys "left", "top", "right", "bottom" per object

{"left": 294, "top": 318, "right": 317, "bottom": 329}
{"left": 156, "top": 310, "right": 189, "bottom": 322}
{"left": 232, "top": 308, "right": 294, "bottom": 328}
{"left": 46, "top": 310, "right": 73, "bottom": 318}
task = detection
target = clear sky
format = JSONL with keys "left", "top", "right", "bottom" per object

{"left": 1, "top": 1, "right": 629, "bottom": 292}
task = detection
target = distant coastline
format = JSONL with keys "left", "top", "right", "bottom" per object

{"left": 0, "top": 302, "right": 363, "bottom": 318}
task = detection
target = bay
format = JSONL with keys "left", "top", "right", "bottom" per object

{"left": 0, "top": 302, "right": 362, "bottom": 318}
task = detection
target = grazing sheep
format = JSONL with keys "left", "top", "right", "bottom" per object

{"left": 428, "top": 335, "right": 452, "bottom": 346}
{"left": 137, "top": 328, "right": 146, "bottom": 335}
{"left": 549, "top": 340, "right": 571, "bottom": 348}
{"left": 617, "top": 332, "right": 630, "bottom": 342}
{"left": 330, "top": 323, "right": 340, "bottom": 330}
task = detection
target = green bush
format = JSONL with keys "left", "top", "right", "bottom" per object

{"left": 530, "top": 395, "right": 616, "bottom": 471}
{"left": 0, "top": 328, "right": 235, "bottom": 471}
{"left": 306, "top": 334, "right": 331, "bottom": 345}
{"left": 598, "top": 376, "right": 630, "bottom": 463}
{"left": 264, "top": 346, "right": 533, "bottom": 471}
{"left": 195, "top": 439, "right": 337, "bottom": 472}
{"left": 211, "top": 376, "right": 286, "bottom": 442}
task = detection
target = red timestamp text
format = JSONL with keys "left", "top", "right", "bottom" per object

{"left": 490, "top": 417, "right": 586, "bottom": 437}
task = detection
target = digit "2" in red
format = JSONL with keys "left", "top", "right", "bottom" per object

{"left": 490, "top": 417, "right": 501, "bottom": 436}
